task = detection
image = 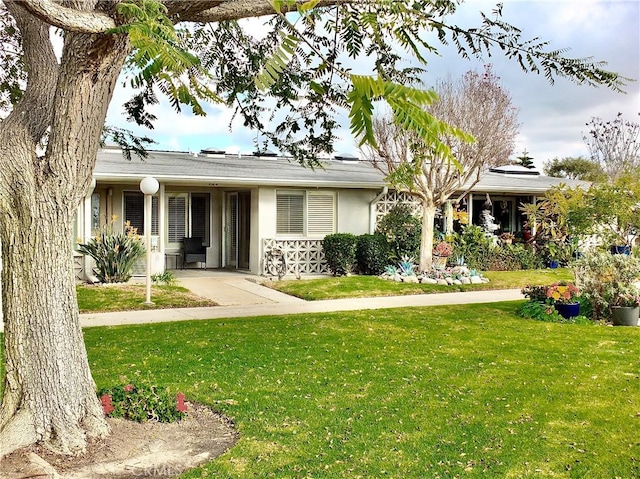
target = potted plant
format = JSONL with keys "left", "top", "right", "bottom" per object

{"left": 545, "top": 282, "right": 581, "bottom": 319}
{"left": 572, "top": 251, "right": 640, "bottom": 321}
{"left": 608, "top": 285, "right": 640, "bottom": 326}
{"left": 433, "top": 241, "right": 453, "bottom": 270}
{"left": 499, "top": 232, "right": 515, "bottom": 244}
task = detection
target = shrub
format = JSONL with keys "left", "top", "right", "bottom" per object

{"left": 487, "top": 243, "right": 544, "bottom": 271}
{"left": 78, "top": 219, "right": 145, "bottom": 283}
{"left": 151, "top": 270, "right": 176, "bottom": 285}
{"left": 572, "top": 251, "right": 640, "bottom": 320}
{"left": 97, "top": 379, "right": 187, "bottom": 423}
{"left": 323, "top": 233, "right": 358, "bottom": 276}
{"left": 356, "top": 234, "right": 388, "bottom": 275}
{"left": 376, "top": 204, "right": 421, "bottom": 261}
{"left": 454, "top": 230, "right": 543, "bottom": 271}
{"left": 518, "top": 301, "right": 592, "bottom": 324}
{"left": 451, "top": 225, "right": 493, "bottom": 269}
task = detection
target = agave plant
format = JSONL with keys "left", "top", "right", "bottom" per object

{"left": 398, "top": 255, "right": 416, "bottom": 276}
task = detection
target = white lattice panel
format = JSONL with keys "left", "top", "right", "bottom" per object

{"left": 374, "top": 190, "right": 442, "bottom": 228}
{"left": 263, "top": 238, "right": 330, "bottom": 276}
{"left": 375, "top": 190, "right": 420, "bottom": 224}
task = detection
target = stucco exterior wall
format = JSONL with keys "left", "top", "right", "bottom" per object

{"left": 337, "top": 189, "right": 380, "bottom": 235}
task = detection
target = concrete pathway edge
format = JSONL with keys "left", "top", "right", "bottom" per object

{"left": 79, "top": 289, "right": 525, "bottom": 328}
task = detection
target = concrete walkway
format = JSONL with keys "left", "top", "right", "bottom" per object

{"left": 79, "top": 273, "right": 525, "bottom": 328}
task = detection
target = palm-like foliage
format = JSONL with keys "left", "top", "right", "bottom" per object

{"left": 78, "top": 222, "right": 145, "bottom": 283}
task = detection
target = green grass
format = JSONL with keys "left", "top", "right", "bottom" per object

{"left": 76, "top": 284, "right": 216, "bottom": 313}
{"left": 83, "top": 302, "right": 639, "bottom": 478}
{"left": 269, "top": 268, "right": 574, "bottom": 301}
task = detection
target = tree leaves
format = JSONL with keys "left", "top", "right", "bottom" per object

{"left": 255, "top": 32, "right": 300, "bottom": 91}
{"left": 110, "top": 0, "right": 221, "bottom": 120}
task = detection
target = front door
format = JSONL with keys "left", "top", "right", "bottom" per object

{"left": 225, "top": 191, "right": 251, "bottom": 270}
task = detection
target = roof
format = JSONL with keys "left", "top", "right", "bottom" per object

{"left": 466, "top": 170, "right": 589, "bottom": 194}
{"left": 94, "top": 149, "right": 588, "bottom": 194}
{"left": 94, "top": 148, "right": 386, "bottom": 189}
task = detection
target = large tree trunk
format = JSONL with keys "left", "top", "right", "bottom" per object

{"left": 419, "top": 201, "right": 437, "bottom": 272}
{"left": 0, "top": 6, "right": 130, "bottom": 455}
{"left": 0, "top": 198, "right": 108, "bottom": 456}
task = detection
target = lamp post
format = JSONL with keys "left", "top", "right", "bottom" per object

{"left": 140, "top": 176, "right": 159, "bottom": 305}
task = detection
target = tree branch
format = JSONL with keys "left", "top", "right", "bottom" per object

{"left": 13, "top": 0, "right": 115, "bottom": 33}
{"left": 4, "top": 1, "right": 58, "bottom": 142}
{"left": 188, "top": 0, "right": 354, "bottom": 23}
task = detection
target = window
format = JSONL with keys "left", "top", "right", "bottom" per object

{"left": 277, "top": 191, "right": 304, "bottom": 235}
{"left": 307, "top": 192, "right": 335, "bottom": 236}
{"left": 123, "top": 192, "right": 158, "bottom": 235}
{"left": 168, "top": 194, "right": 187, "bottom": 243}
{"left": 167, "top": 193, "right": 210, "bottom": 245}
{"left": 276, "top": 190, "right": 335, "bottom": 236}
{"left": 91, "top": 193, "right": 100, "bottom": 232}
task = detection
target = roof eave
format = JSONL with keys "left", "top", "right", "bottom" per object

{"left": 92, "top": 173, "right": 386, "bottom": 189}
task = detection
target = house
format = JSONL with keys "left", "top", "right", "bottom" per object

{"left": 74, "top": 147, "right": 585, "bottom": 279}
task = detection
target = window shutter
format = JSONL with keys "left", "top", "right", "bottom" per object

{"left": 124, "top": 192, "right": 144, "bottom": 233}
{"left": 168, "top": 196, "right": 187, "bottom": 242}
{"left": 307, "top": 193, "right": 335, "bottom": 236}
{"left": 276, "top": 191, "right": 304, "bottom": 235}
{"left": 191, "top": 195, "right": 208, "bottom": 242}
{"left": 151, "top": 197, "right": 159, "bottom": 235}
{"left": 124, "top": 192, "right": 158, "bottom": 235}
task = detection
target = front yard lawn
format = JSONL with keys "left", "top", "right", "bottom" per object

{"left": 269, "top": 268, "right": 574, "bottom": 301}
{"left": 76, "top": 284, "right": 216, "bottom": 313}
{"left": 86, "top": 302, "right": 639, "bottom": 478}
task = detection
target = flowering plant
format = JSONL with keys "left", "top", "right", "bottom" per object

{"left": 545, "top": 282, "right": 580, "bottom": 304}
{"left": 97, "top": 378, "right": 187, "bottom": 423}
{"left": 499, "top": 232, "right": 515, "bottom": 242}
{"left": 433, "top": 241, "right": 453, "bottom": 257}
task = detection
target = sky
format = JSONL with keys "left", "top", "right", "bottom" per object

{"left": 104, "top": 0, "right": 640, "bottom": 170}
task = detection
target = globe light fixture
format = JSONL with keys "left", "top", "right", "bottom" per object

{"left": 140, "top": 176, "right": 159, "bottom": 305}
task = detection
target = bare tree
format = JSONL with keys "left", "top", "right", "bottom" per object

{"left": 584, "top": 112, "right": 640, "bottom": 182}
{"left": 365, "top": 66, "right": 519, "bottom": 270}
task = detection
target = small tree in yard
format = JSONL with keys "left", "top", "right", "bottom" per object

{"left": 0, "top": 0, "right": 628, "bottom": 457}
{"left": 364, "top": 66, "right": 520, "bottom": 271}
{"left": 559, "top": 171, "right": 640, "bottom": 249}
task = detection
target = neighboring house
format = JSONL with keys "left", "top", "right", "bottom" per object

{"left": 73, "top": 148, "right": 585, "bottom": 279}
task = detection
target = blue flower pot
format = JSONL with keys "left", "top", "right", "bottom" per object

{"left": 548, "top": 260, "right": 559, "bottom": 269}
{"left": 555, "top": 302, "right": 580, "bottom": 319}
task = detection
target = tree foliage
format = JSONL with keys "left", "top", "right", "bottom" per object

{"left": 515, "top": 149, "right": 535, "bottom": 168}
{"left": 560, "top": 171, "right": 640, "bottom": 247}
{"left": 543, "top": 156, "right": 607, "bottom": 183}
